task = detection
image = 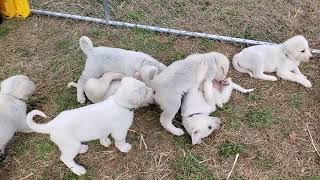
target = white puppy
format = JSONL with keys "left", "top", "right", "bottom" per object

{"left": 68, "top": 72, "right": 124, "bottom": 103}
{"left": 68, "top": 66, "right": 158, "bottom": 104}
{"left": 0, "top": 75, "right": 36, "bottom": 159}
{"left": 26, "top": 77, "right": 154, "bottom": 176}
{"left": 232, "top": 35, "right": 313, "bottom": 87}
{"left": 150, "top": 52, "right": 230, "bottom": 136}
{"left": 75, "top": 36, "right": 166, "bottom": 104}
{"left": 181, "top": 74, "right": 254, "bottom": 145}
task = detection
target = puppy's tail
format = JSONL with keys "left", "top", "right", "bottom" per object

{"left": 79, "top": 36, "right": 93, "bottom": 55}
{"left": 67, "top": 82, "right": 78, "bottom": 89}
{"left": 231, "top": 81, "right": 255, "bottom": 93}
{"left": 26, "top": 110, "right": 52, "bottom": 134}
{"left": 232, "top": 54, "right": 253, "bottom": 77}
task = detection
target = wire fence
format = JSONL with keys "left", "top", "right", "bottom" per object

{"left": 29, "top": 0, "right": 320, "bottom": 53}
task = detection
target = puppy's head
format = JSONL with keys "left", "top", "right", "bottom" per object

{"left": 211, "top": 52, "right": 230, "bottom": 81}
{"left": 115, "top": 77, "right": 154, "bottom": 108}
{"left": 0, "top": 75, "right": 36, "bottom": 100}
{"left": 283, "top": 35, "right": 312, "bottom": 62}
{"left": 183, "top": 114, "right": 221, "bottom": 145}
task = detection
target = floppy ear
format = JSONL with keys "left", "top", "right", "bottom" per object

{"left": 140, "top": 65, "right": 159, "bottom": 82}
{"left": 128, "top": 87, "right": 146, "bottom": 107}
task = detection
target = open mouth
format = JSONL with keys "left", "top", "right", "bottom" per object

{"left": 212, "top": 79, "right": 229, "bottom": 92}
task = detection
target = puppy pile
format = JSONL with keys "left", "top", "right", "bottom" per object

{"left": 0, "top": 35, "right": 313, "bottom": 176}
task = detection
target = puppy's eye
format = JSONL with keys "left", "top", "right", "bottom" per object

{"left": 194, "top": 131, "right": 198, "bottom": 134}
{"left": 301, "top": 49, "right": 305, "bottom": 53}
{"left": 208, "top": 126, "right": 212, "bottom": 130}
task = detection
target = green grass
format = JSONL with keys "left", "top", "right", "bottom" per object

{"left": 126, "top": 10, "right": 146, "bottom": 21}
{"left": 16, "top": 140, "right": 30, "bottom": 156}
{"left": 248, "top": 93, "right": 261, "bottom": 101}
{"left": 0, "top": 27, "right": 10, "bottom": 37}
{"left": 53, "top": 90, "right": 81, "bottom": 112}
{"left": 172, "top": 153, "right": 215, "bottom": 180}
{"left": 0, "top": 66, "right": 24, "bottom": 79}
{"left": 218, "top": 141, "right": 243, "bottom": 158}
{"left": 245, "top": 108, "right": 274, "bottom": 127}
{"left": 36, "top": 140, "right": 55, "bottom": 159}
{"left": 289, "top": 93, "right": 303, "bottom": 108}
{"left": 255, "top": 157, "right": 274, "bottom": 170}
{"left": 225, "top": 117, "right": 241, "bottom": 130}
{"left": 174, "top": 135, "right": 191, "bottom": 149}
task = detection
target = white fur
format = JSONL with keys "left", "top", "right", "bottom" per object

{"left": 150, "top": 52, "right": 230, "bottom": 136}
{"left": 181, "top": 73, "right": 254, "bottom": 145}
{"left": 75, "top": 36, "right": 166, "bottom": 104}
{"left": 233, "top": 35, "right": 313, "bottom": 87}
{"left": 0, "top": 75, "right": 36, "bottom": 158}
{"left": 26, "top": 77, "right": 153, "bottom": 176}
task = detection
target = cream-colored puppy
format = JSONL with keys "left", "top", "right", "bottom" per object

{"left": 75, "top": 36, "right": 166, "bottom": 104}
{"left": 233, "top": 35, "right": 313, "bottom": 87}
{"left": 26, "top": 77, "right": 154, "bottom": 176}
{"left": 0, "top": 75, "right": 36, "bottom": 159}
{"left": 150, "top": 52, "right": 229, "bottom": 136}
{"left": 68, "top": 66, "right": 158, "bottom": 104}
{"left": 181, "top": 76, "right": 253, "bottom": 145}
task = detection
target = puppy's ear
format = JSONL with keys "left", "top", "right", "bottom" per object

{"left": 140, "top": 65, "right": 159, "bottom": 83}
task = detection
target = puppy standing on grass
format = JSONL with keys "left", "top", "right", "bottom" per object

{"left": 26, "top": 77, "right": 154, "bottom": 176}
{"left": 0, "top": 75, "right": 36, "bottom": 159}
{"left": 232, "top": 35, "right": 313, "bottom": 87}
{"left": 150, "top": 52, "right": 229, "bottom": 136}
{"left": 75, "top": 36, "right": 166, "bottom": 104}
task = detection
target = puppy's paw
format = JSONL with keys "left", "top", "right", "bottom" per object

{"left": 117, "top": 143, "right": 132, "bottom": 153}
{"left": 245, "top": 88, "right": 255, "bottom": 93}
{"left": 70, "top": 165, "right": 87, "bottom": 176}
{"left": 171, "top": 128, "right": 185, "bottom": 136}
{"left": 302, "top": 80, "right": 312, "bottom": 88}
{"left": 100, "top": 138, "right": 112, "bottom": 147}
{"left": 79, "top": 145, "right": 89, "bottom": 154}
{"left": 269, "top": 76, "right": 277, "bottom": 81}
{"left": 77, "top": 96, "right": 86, "bottom": 104}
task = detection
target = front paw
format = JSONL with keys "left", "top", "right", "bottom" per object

{"left": 77, "top": 95, "right": 86, "bottom": 104}
{"left": 171, "top": 128, "right": 184, "bottom": 136}
{"left": 70, "top": 165, "right": 87, "bottom": 176}
{"left": 117, "top": 143, "right": 132, "bottom": 153}
{"left": 302, "top": 80, "right": 312, "bottom": 88}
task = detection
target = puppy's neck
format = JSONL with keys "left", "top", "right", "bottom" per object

{"left": 112, "top": 95, "right": 134, "bottom": 111}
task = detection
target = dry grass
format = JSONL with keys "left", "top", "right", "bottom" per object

{"left": 1, "top": 0, "right": 320, "bottom": 179}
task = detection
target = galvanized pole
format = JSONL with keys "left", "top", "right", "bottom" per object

{"left": 102, "top": 0, "right": 110, "bottom": 21}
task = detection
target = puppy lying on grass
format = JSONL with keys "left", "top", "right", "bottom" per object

{"left": 150, "top": 52, "right": 229, "bottom": 136}
{"left": 74, "top": 36, "right": 166, "bottom": 104}
{"left": 68, "top": 66, "right": 158, "bottom": 104}
{"left": 181, "top": 77, "right": 254, "bottom": 145}
{"left": 233, "top": 35, "right": 313, "bottom": 87}
{"left": 0, "top": 75, "right": 36, "bottom": 160}
{"left": 26, "top": 77, "right": 154, "bottom": 176}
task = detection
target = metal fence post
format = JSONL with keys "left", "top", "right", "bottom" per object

{"left": 102, "top": 0, "right": 110, "bottom": 21}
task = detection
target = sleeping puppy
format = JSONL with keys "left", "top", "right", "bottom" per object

{"left": 150, "top": 52, "right": 229, "bottom": 136}
{"left": 75, "top": 36, "right": 166, "bottom": 104}
{"left": 26, "top": 77, "right": 153, "bottom": 176}
{"left": 0, "top": 75, "right": 36, "bottom": 159}
{"left": 68, "top": 66, "right": 158, "bottom": 104}
{"left": 181, "top": 75, "right": 253, "bottom": 144}
{"left": 232, "top": 35, "right": 313, "bottom": 87}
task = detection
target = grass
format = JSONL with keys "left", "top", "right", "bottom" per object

{"left": 218, "top": 141, "right": 243, "bottom": 158}
{"left": 0, "top": 27, "right": 10, "bottom": 37}
{"left": 1, "top": 1, "right": 320, "bottom": 178}
{"left": 36, "top": 141, "right": 55, "bottom": 159}
{"left": 255, "top": 157, "right": 274, "bottom": 170}
{"left": 172, "top": 153, "right": 215, "bottom": 180}
{"left": 245, "top": 108, "right": 274, "bottom": 127}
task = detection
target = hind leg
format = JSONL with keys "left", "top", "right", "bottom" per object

{"left": 252, "top": 64, "right": 277, "bottom": 81}
{"left": 0, "top": 127, "right": 15, "bottom": 160}
{"left": 155, "top": 92, "right": 184, "bottom": 136}
{"left": 51, "top": 134, "right": 86, "bottom": 176}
